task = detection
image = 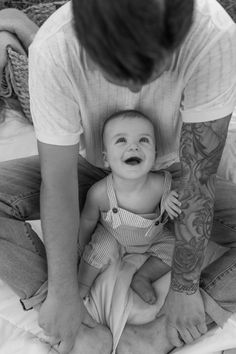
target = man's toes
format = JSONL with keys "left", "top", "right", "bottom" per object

{"left": 73, "top": 323, "right": 112, "bottom": 354}
{"left": 93, "top": 325, "right": 113, "bottom": 354}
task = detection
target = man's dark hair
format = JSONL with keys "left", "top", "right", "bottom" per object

{"left": 72, "top": 0, "right": 194, "bottom": 84}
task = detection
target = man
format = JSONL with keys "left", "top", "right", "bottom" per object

{"left": 0, "top": 0, "right": 236, "bottom": 353}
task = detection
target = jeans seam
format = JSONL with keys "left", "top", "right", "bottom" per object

{"left": 202, "top": 263, "right": 236, "bottom": 291}
{"left": 214, "top": 215, "right": 236, "bottom": 231}
{"left": 11, "top": 191, "right": 40, "bottom": 219}
{"left": 24, "top": 223, "right": 41, "bottom": 256}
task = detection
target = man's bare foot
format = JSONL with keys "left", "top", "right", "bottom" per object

{"left": 131, "top": 273, "right": 157, "bottom": 305}
{"left": 71, "top": 322, "right": 112, "bottom": 354}
{"left": 116, "top": 315, "right": 174, "bottom": 354}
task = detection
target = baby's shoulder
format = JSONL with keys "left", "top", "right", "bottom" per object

{"left": 86, "top": 175, "right": 109, "bottom": 210}
{"left": 87, "top": 176, "right": 107, "bottom": 202}
{"left": 149, "top": 171, "right": 165, "bottom": 186}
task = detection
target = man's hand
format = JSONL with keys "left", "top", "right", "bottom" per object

{"left": 39, "top": 287, "right": 87, "bottom": 354}
{"left": 162, "top": 288, "right": 207, "bottom": 347}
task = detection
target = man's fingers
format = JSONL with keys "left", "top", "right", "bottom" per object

{"left": 167, "top": 326, "right": 183, "bottom": 347}
{"left": 187, "top": 325, "right": 202, "bottom": 340}
{"left": 41, "top": 334, "right": 61, "bottom": 346}
{"left": 197, "top": 322, "right": 208, "bottom": 334}
{"left": 179, "top": 328, "right": 194, "bottom": 344}
{"left": 57, "top": 336, "right": 74, "bottom": 354}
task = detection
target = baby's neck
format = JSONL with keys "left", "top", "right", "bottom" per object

{"left": 112, "top": 173, "right": 149, "bottom": 194}
{"left": 111, "top": 172, "right": 158, "bottom": 215}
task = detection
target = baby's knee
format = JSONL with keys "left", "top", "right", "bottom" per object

{"left": 83, "top": 237, "right": 120, "bottom": 269}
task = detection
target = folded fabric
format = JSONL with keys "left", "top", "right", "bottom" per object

{"left": 0, "top": 32, "right": 26, "bottom": 98}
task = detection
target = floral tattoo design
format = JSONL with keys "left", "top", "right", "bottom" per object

{"left": 171, "top": 117, "right": 230, "bottom": 294}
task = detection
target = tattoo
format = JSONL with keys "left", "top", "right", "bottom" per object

{"left": 171, "top": 117, "right": 230, "bottom": 293}
{"left": 171, "top": 278, "right": 199, "bottom": 295}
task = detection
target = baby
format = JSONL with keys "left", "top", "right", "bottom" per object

{"left": 78, "top": 110, "right": 181, "bottom": 304}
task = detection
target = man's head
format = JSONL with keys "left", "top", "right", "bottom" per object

{"left": 102, "top": 110, "right": 157, "bottom": 179}
{"left": 72, "top": 0, "right": 194, "bottom": 88}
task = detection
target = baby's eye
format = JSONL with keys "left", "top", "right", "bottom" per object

{"left": 115, "top": 137, "right": 126, "bottom": 144}
{"left": 139, "top": 137, "right": 150, "bottom": 143}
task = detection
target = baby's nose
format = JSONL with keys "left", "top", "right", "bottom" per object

{"left": 128, "top": 143, "right": 139, "bottom": 151}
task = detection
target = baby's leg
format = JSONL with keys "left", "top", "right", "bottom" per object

{"left": 79, "top": 226, "right": 120, "bottom": 298}
{"left": 131, "top": 256, "right": 170, "bottom": 304}
{"left": 132, "top": 227, "right": 175, "bottom": 304}
{"left": 78, "top": 259, "right": 101, "bottom": 298}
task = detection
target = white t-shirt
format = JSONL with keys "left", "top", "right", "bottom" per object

{"left": 29, "top": 0, "right": 236, "bottom": 169}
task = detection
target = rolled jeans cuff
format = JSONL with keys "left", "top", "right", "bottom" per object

{"left": 20, "top": 280, "right": 48, "bottom": 311}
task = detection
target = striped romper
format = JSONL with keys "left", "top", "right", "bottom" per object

{"left": 83, "top": 173, "right": 175, "bottom": 269}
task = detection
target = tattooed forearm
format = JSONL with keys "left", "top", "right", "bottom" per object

{"left": 171, "top": 116, "right": 230, "bottom": 294}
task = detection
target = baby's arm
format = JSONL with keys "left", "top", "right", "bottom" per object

{"left": 78, "top": 183, "right": 102, "bottom": 298}
{"left": 79, "top": 184, "right": 101, "bottom": 251}
{"left": 163, "top": 190, "right": 182, "bottom": 220}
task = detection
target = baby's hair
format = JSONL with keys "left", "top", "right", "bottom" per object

{"left": 102, "top": 109, "right": 157, "bottom": 149}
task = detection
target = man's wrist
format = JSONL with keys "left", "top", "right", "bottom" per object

{"left": 171, "top": 278, "right": 199, "bottom": 295}
{"left": 48, "top": 273, "right": 79, "bottom": 294}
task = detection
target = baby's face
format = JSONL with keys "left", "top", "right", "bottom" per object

{"left": 103, "top": 116, "right": 156, "bottom": 179}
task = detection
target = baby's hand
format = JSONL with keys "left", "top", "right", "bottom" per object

{"left": 164, "top": 191, "right": 181, "bottom": 220}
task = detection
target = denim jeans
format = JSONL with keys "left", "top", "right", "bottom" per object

{"left": 0, "top": 155, "right": 236, "bottom": 326}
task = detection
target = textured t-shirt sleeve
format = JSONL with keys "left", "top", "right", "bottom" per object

{"left": 29, "top": 44, "right": 83, "bottom": 145}
{"left": 181, "top": 28, "right": 236, "bottom": 123}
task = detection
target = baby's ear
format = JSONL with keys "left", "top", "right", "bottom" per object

{"left": 102, "top": 151, "right": 110, "bottom": 168}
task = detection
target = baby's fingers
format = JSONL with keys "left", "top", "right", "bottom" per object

{"left": 167, "top": 212, "right": 178, "bottom": 220}
{"left": 170, "top": 197, "right": 181, "bottom": 207}
{"left": 171, "top": 204, "right": 182, "bottom": 214}
{"left": 167, "top": 193, "right": 181, "bottom": 205}
{"left": 166, "top": 207, "right": 181, "bottom": 220}
{"left": 169, "top": 190, "right": 179, "bottom": 198}
{"left": 166, "top": 201, "right": 182, "bottom": 213}
{"left": 166, "top": 208, "right": 179, "bottom": 220}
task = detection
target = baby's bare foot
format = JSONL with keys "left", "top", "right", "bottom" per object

{"left": 131, "top": 273, "right": 157, "bottom": 305}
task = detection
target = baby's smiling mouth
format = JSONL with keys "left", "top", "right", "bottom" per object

{"left": 124, "top": 156, "right": 142, "bottom": 165}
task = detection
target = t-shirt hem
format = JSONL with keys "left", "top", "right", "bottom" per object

{"left": 181, "top": 103, "right": 235, "bottom": 123}
{"left": 36, "top": 133, "right": 80, "bottom": 146}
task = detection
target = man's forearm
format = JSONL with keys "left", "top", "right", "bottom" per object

{"left": 40, "top": 181, "right": 80, "bottom": 290}
{"left": 171, "top": 177, "right": 215, "bottom": 293}
{"left": 171, "top": 117, "right": 230, "bottom": 294}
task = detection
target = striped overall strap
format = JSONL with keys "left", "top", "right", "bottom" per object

{"left": 106, "top": 174, "right": 119, "bottom": 211}
{"left": 160, "top": 170, "right": 172, "bottom": 216}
